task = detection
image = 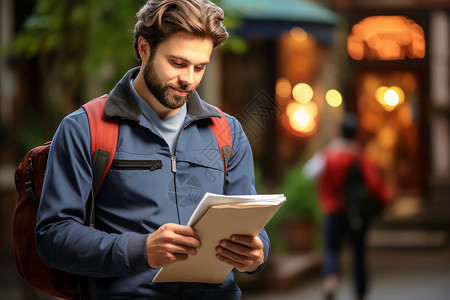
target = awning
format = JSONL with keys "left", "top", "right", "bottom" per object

{"left": 221, "top": 0, "right": 341, "bottom": 44}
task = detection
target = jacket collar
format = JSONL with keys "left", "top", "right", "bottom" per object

{"left": 104, "top": 67, "right": 221, "bottom": 122}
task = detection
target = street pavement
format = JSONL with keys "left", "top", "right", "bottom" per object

{"left": 241, "top": 244, "right": 450, "bottom": 300}
{"left": 2, "top": 239, "right": 449, "bottom": 299}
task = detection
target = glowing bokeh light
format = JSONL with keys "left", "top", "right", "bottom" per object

{"left": 374, "top": 86, "right": 405, "bottom": 111}
{"left": 375, "top": 86, "right": 388, "bottom": 105}
{"left": 391, "top": 86, "right": 405, "bottom": 104}
{"left": 276, "top": 77, "right": 292, "bottom": 98}
{"left": 289, "top": 110, "right": 315, "bottom": 134}
{"left": 286, "top": 102, "right": 302, "bottom": 117}
{"left": 326, "top": 89, "right": 343, "bottom": 107}
{"left": 290, "top": 27, "right": 308, "bottom": 42}
{"left": 384, "top": 89, "right": 400, "bottom": 107}
{"left": 286, "top": 101, "right": 318, "bottom": 135}
{"left": 348, "top": 15, "right": 426, "bottom": 61}
{"left": 292, "top": 83, "right": 313, "bottom": 104}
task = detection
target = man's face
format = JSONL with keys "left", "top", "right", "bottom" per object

{"left": 143, "top": 32, "right": 214, "bottom": 110}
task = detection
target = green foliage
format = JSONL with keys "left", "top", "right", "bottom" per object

{"left": 9, "top": 0, "right": 246, "bottom": 149}
{"left": 10, "top": 0, "right": 246, "bottom": 101}
{"left": 222, "top": 37, "right": 249, "bottom": 55}
{"left": 84, "top": 0, "right": 140, "bottom": 84}
{"left": 11, "top": 0, "right": 140, "bottom": 96}
{"left": 12, "top": 0, "right": 90, "bottom": 58}
{"left": 15, "top": 109, "right": 45, "bottom": 158}
{"left": 8, "top": 0, "right": 142, "bottom": 148}
{"left": 278, "top": 165, "right": 321, "bottom": 222}
{"left": 264, "top": 164, "right": 322, "bottom": 251}
{"left": 219, "top": 2, "right": 249, "bottom": 55}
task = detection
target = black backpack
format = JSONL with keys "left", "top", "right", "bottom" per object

{"left": 343, "top": 158, "right": 382, "bottom": 229}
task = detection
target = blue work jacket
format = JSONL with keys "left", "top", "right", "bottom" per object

{"left": 36, "top": 68, "right": 270, "bottom": 299}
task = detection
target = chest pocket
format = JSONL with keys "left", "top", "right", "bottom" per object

{"left": 110, "top": 159, "right": 163, "bottom": 171}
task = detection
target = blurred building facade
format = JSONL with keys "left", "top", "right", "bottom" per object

{"left": 208, "top": 0, "right": 450, "bottom": 237}
{"left": 329, "top": 0, "right": 450, "bottom": 234}
{"left": 205, "top": 0, "right": 343, "bottom": 191}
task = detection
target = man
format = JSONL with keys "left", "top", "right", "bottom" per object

{"left": 36, "top": 1, "right": 269, "bottom": 299}
{"left": 304, "top": 114, "right": 391, "bottom": 300}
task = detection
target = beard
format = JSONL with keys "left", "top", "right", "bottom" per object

{"left": 143, "top": 59, "right": 194, "bottom": 110}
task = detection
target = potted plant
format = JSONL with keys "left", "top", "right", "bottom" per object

{"left": 267, "top": 165, "right": 322, "bottom": 253}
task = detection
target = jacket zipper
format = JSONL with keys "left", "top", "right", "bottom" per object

{"left": 111, "top": 159, "right": 162, "bottom": 171}
{"left": 171, "top": 156, "right": 177, "bottom": 173}
{"left": 171, "top": 117, "right": 204, "bottom": 224}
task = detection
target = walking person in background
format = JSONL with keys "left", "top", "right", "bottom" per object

{"left": 303, "top": 113, "right": 392, "bottom": 300}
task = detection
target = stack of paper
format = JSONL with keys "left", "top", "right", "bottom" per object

{"left": 153, "top": 193, "right": 286, "bottom": 284}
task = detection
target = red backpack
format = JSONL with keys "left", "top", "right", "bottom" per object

{"left": 12, "top": 95, "right": 232, "bottom": 299}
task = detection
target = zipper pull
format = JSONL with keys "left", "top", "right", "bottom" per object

{"left": 171, "top": 156, "right": 177, "bottom": 173}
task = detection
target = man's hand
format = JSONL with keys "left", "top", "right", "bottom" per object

{"left": 146, "top": 223, "right": 201, "bottom": 268}
{"left": 215, "top": 235, "right": 264, "bottom": 273}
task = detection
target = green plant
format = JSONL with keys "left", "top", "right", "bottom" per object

{"left": 265, "top": 165, "right": 322, "bottom": 252}
{"left": 277, "top": 165, "right": 321, "bottom": 222}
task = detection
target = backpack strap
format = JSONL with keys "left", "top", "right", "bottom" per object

{"left": 210, "top": 107, "right": 232, "bottom": 193}
{"left": 82, "top": 95, "right": 118, "bottom": 193}
{"left": 82, "top": 95, "right": 118, "bottom": 227}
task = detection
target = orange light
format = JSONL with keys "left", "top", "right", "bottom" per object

{"left": 276, "top": 77, "right": 292, "bottom": 98}
{"left": 375, "top": 86, "right": 388, "bottom": 105}
{"left": 286, "top": 102, "right": 302, "bottom": 117}
{"left": 289, "top": 110, "right": 316, "bottom": 134}
{"left": 290, "top": 27, "right": 308, "bottom": 42}
{"left": 375, "top": 85, "right": 405, "bottom": 111}
{"left": 347, "top": 15, "right": 426, "bottom": 61}
{"left": 377, "top": 126, "right": 397, "bottom": 149}
{"left": 391, "top": 86, "right": 405, "bottom": 104}
{"left": 348, "top": 40, "right": 364, "bottom": 60}
{"left": 292, "top": 83, "right": 313, "bottom": 104}
{"left": 378, "top": 40, "right": 403, "bottom": 60}
{"left": 286, "top": 101, "right": 318, "bottom": 135}
{"left": 384, "top": 89, "right": 400, "bottom": 107}
{"left": 326, "top": 89, "right": 343, "bottom": 107}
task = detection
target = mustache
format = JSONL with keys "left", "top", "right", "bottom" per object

{"left": 169, "top": 83, "right": 193, "bottom": 92}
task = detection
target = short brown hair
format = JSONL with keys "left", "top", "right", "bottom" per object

{"left": 133, "top": 0, "right": 229, "bottom": 60}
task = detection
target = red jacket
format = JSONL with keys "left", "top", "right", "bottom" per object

{"left": 317, "top": 139, "right": 391, "bottom": 214}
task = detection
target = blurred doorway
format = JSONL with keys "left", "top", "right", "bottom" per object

{"left": 354, "top": 70, "right": 426, "bottom": 216}
{"left": 347, "top": 14, "right": 428, "bottom": 217}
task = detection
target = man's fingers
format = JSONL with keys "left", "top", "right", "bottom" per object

{"left": 217, "top": 236, "right": 263, "bottom": 257}
{"left": 165, "top": 242, "right": 199, "bottom": 256}
{"left": 218, "top": 240, "right": 251, "bottom": 256}
{"left": 159, "top": 223, "right": 202, "bottom": 248}
{"left": 168, "top": 223, "right": 200, "bottom": 238}
{"left": 229, "top": 235, "right": 262, "bottom": 248}
{"left": 215, "top": 235, "right": 265, "bottom": 272}
{"left": 215, "top": 252, "right": 245, "bottom": 270}
{"left": 216, "top": 244, "right": 246, "bottom": 261}
{"left": 158, "top": 233, "right": 202, "bottom": 250}
{"left": 146, "top": 224, "right": 202, "bottom": 268}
